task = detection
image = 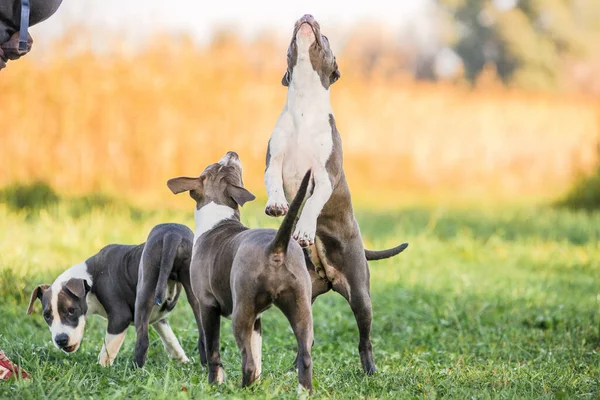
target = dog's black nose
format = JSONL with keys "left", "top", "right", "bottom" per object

{"left": 55, "top": 333, "right": 69, "bottom": 348}
{"left": 302, "top": 14, "right": 314, "bottom": 21}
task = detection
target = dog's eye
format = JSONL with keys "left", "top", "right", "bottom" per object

{"left": 43, "top": 312, "right": 51, "bottom": 322}
{"left": 67, "top": 307, "right": 75, "bottom": 316}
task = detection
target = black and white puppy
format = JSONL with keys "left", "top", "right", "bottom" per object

{"left": 27, "top": 223, "right": 202, "bottom": 368}
{"left": 264, "top": 14, "right": 409, "bottom": 375}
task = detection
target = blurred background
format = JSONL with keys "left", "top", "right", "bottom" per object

{"left": 1, "top": 0, "right": 599, "bottom": 209}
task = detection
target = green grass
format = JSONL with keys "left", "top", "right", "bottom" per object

{"left": 0, "top": 197, "right": 599, "bottom": 399}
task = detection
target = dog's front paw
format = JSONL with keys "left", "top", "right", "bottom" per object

{"left": 177, "top": 355, "right": 190, "bottom": 364}
{"left": 98, "top": 354, "right": 113, "bottom": 368}
{"left": 293, "top": 217, "right": 316, "bottom": 248}
{"left": 265, "top": 198, "right": 289, "bottom": 217}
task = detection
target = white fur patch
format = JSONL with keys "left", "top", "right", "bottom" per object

{"left": 194, "top": 201, "right": 235, "bottom": 242}
{"left": 251, "top": 318, "right": 262, "bottom": 379}
{"left": 216, "top": 366, "right": 226, "bottom": 384}
{"left": 265, "top": 112, "right": 293, "bottom": 209}
{"left": 298, "top": 384, "right": 310, "bottom": 395}
{"left": 86, "top": 293, "right": 107, "bottom": 319}
{"left": 50, "top": 315, "right": 86, "bottom": 351}
{"left": 266, "top": 36, "right": 335, "bottom": 244}
{"left": 98, "top": 331, "right": 127, "bottom": 367}
{"left": 293, "top": 170, "right": 333, "bottom": 244}
{"left": 153, "top": 321, "right": 189, "bottom": 363}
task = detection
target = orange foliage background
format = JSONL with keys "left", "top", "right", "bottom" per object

{"left": 0, "top": 32, "right": 598, "bottom": 208}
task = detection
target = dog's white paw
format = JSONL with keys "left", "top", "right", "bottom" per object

{"left": 176, "top": 355, "right": 190, "bottom": 364}
{"left": 265, "top": 196, "right": 289, "bottom": 217}
{"left": 98, "top": 353, "right": 113, "bottom": 367}
{"left": 293, "top": 216, "right": 316, "bottom": 248}
{"left": 216, "top": 366, "right": 226, "bottom": 384}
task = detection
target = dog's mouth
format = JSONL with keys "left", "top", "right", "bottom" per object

{"left": 62, "top": 344, "right": 78, "bottom": 353}
{"left": 294, "top": 17, "right": 322, "bottom": 48}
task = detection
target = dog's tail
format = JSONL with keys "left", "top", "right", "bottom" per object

{"left": 154, "top": 232, "right": 182, "bottom": 306}
{"left": 267, "top": 170, "right": 311, "bottom": 264}
{"left": 365, "top": 243, "right": 409, "bottom": 261}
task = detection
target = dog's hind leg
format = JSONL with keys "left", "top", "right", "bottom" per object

{"left": 133, "top": 267, "right": 156, "bottom": 368}
{"left": 201, "top": 305, "right": 225, "bottom": 384}
{"left": 153, "top": 319, "right": 189, "bottom": 363}
{"left": 181, "top": 272, "right": 207, "bottom": 367}
{"left": 331, "top": 243, "right": 376, "bottom": 375}
{"left": 232, "top": 309, "right": 262, "bottom": 388}
{"left": 276, "top": 291, "right": 314, "bottom": 394}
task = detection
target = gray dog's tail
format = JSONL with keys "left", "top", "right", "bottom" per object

{"left": 365, "top": 243, "right": 409, "bottom": 261}
{"left": 154, "top": 233, "right": 182, "bottom": 306}
{"left": 267, "top": 169, "right": 312, "bottom": 263}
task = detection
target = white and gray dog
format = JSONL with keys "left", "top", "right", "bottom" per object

{"left": 264, "top": 14, "right": 409, "bottom": 375}
{"left": 27, "top": 223, "right": 202, "bottom": 368}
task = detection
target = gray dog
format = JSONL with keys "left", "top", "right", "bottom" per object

{"left": 264, "top": 14, "right": 409, "bottom": 375}
{"left": 27, "top": 223, "right": 201, "bottom": 368}
{"left": 167, "top": 151, "right": 314, "bottom": 393}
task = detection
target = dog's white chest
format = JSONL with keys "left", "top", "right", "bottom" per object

{"left": 281, "top": 106, "right": 333, "bottom": 198}
{"left": 87, "top": 293, "right": 107, "bottom": 319}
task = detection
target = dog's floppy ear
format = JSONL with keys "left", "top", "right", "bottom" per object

{"left": 167, "top": 176, "right": 203, "bottom": 194}
{"left": 227, "top": 185, "right": 256, "bottom": 207}
{"left": 64, "top": 278, "right": 90, "bottom": 299}
{"left": 27, "top": 284, "right": 50, "bottom": 315}
{"left": 281, "top": 69, "right": 291, "bottom": 87}
{"left": 330, "top": 57, "right": 341, "bottom": 85}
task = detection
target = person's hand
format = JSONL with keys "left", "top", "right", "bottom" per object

{"left": 0, "top": 31, "right": 33, "bottom": 61}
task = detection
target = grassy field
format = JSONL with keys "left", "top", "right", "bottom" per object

{"left": 0, "top": 195, "right": 599, "bottom": 399}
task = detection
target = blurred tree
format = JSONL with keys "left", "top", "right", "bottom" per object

{"left": 438, "top": 0, "right": 600, "bottom": 90}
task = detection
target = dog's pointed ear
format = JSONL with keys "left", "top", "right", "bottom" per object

{"left": 27, "top": 284, "right": 50, "bottom": 315}
{"left": 64, "top": 278, "right": 90, "bottom": 299}
{"left": 227, "top": 185, "right": 256, "bottom": 207}
{"left": 330, "top": 57, "right": 340, "bottom": 85}
{"left": 167, "top": 176, "right": 203, "bottom": 194}
{"left": 281, "top": 69, "right": 291, "bottom": 87}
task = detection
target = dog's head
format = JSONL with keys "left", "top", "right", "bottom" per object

{"left": 167, "top": 151, "right": 255, "bottom": 212}
{"left": 27, "top": 278, "right": 91, "bottom": 353}
{"left": 282, "top": 14, "right": 340, "bottom": 89}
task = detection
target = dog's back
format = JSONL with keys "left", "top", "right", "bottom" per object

{"left": 194, "top": 171, "right": 312, "bottom": 316}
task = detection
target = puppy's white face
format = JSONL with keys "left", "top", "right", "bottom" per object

{"left": 28, "top": 273, "right": 91, "bottom": 353}
{"left": 46, "top": 285, "right": 88, "bottom": 353}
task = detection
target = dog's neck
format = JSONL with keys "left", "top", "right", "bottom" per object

{"left": 286, "top": 58, "right": 332, "bottom": 113}
{"left": 194, "top": 202, "right": 236, "bottom": 242}
{"left": 52, "top": 261, "right": 94, "bottom": 292}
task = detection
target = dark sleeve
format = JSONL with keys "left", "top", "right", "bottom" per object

{"left": 0, "top": 0, "right": 63, "bottom": 43}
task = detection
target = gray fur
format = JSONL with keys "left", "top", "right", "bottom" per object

{"left": 168, "top": 152, "right": 314, "bottom": 393}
